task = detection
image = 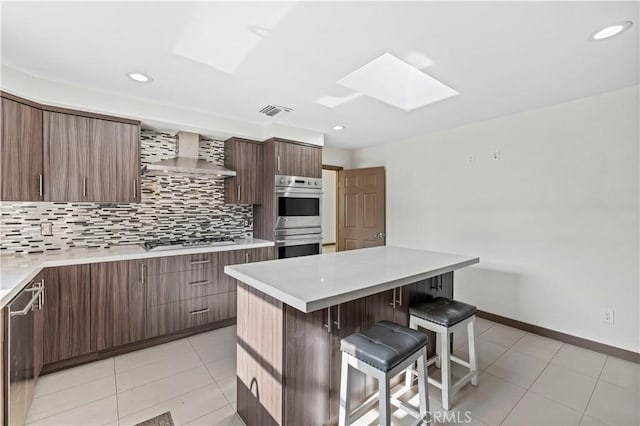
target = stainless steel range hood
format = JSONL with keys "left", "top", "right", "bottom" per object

{"left": 146, "top": 131, "right": 236, "bottom": 177}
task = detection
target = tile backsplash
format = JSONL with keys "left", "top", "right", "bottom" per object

{"left": 0, "top": 130, "right": 253, "bottom": 254}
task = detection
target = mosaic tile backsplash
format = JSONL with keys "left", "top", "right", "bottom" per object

{"left": 0, "top": 130, "right": 253, "bottom": 254}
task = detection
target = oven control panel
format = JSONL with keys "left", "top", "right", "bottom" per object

{"left": 275, "top": 174, "right": 322, "bottom": 189}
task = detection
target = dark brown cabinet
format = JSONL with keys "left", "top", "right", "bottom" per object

{"left": 43, "top": 108, "right": 140, "bottom": 203}
{"left": 146, "top": 247, "right": 271, "bottom": 339}
{"left": 1, "top": 93, "right": 44, "bottom": 201}
{"left": 224, "top": 137, "right": 263, "bottom": 204}
{"left": 254, "top": 139, "right": 323, "bottom": 241}
{"left": 269, "top": 138, "right": 322, "bottom": 178}
{"left": 90, "top": 260, "right": 145, "bottom": 352}
{"left": 42, "top": 265, "right": 91, "bottom": 364}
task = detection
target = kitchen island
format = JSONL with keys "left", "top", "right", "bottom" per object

{"left": 224, "top": 246, "right": 479, "bottom": 426}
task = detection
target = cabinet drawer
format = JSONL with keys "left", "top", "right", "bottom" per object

{"left": 146, "top": 292, "right": 236, "bottom": 338}
{"left": 147, "top": 269, "right": 226, "bottom": 306}
{"left": 146, "top": 252, "right": 217, "bottom": 275}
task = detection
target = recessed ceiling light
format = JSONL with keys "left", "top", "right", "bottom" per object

{"left": 592, "top": 21, "right": 633, "bottom": 40}
{"left": 128, "top": 72, "right": 152, "bottom": 83}
{"left": 333, "top": 125, "right": 345, "bottom": 131}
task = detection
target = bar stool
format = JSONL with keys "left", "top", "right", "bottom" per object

{"left": 405, "top": 297, "right": 478, "bottom": 410}
{"left": 339, "top": 320, "right": 430, "bottom": 426}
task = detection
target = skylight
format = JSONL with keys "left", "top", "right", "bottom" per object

{"left": 337, "top": 53, "right": 458, "bottom": 111}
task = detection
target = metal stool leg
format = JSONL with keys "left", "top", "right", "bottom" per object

{"left": 339, "top": 352, "right": 352, "bottom": 426}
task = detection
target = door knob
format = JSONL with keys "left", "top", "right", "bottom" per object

{"left": 373, "top": 232, "right": 384, "bottom": 239}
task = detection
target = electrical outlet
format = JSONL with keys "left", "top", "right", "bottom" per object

{"left": 490, "top": 151, "right": 500, "bottom": 160}
{"left": 600, "top": 308, "right": 614, "bottom": 325}
{"left": 467, "top": 154, "right": 475, "bottom": 165}
{"left": 40, "top": 222, "right": 53, "bottom": 236}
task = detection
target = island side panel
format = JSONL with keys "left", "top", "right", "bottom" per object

{"left": 237, "top": 282, "right": 284, "bottom": 426}
{"left": 283, "top": 304, "right": 331, "bottom": 426}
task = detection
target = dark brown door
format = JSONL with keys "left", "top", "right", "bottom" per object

{"left": 44, "top": 112, "right": 91, "bottom": 201}
{"left": 225, "top": 138, "right": 263, "bottom": 204}
{"left": 274, "top": 141, "right": 322, "bottom": 178}
{"left": 1, "top": 96, "right": 44, "bottom": 201}
{"left": 328, "top": 300, "right": 368, "bottom": 421}
{"left": 90, "top": 120, "right": 140, "bottom": 203}
{"left": 43, "top": 265, "right": 91, "bottom": 364}
{"left": 90, "top": 260, "right": 145, "bottom": 352}
{"left": 337, "top": 167, "right": 385, "bottom": 251}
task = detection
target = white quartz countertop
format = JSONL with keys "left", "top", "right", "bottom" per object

{"left": 0, "top": 239, "right": 274, "bottom": 308}
{"left": 224, "top": 246, "right": 479, "bottom": 313}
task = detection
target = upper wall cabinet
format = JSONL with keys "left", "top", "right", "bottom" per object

{"left": 1, "top": 93, "right": 44, "bottom": 201}
{"left": 43, "top": 107, "right": 140, "bottom": 203}
{"left": 224, "top": 137, "right": 263, "bottom": 204}
{"left": 268, "top": 138, "right": 322, "bottom": 178}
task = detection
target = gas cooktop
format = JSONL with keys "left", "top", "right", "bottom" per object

{"left": 141, "top": 237, "right": 236, "bottom": 252}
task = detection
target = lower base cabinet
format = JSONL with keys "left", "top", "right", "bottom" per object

{"left": 43, "top": 265, "right": 91, "bottom": 365}
{"left": 91, "top": 260, "right": 146, "bottom": 352}
{"left": 147, "top": 292, "right": 237, "bottom": 338}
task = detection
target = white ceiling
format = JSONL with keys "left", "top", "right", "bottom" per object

{"left": 1, "top": 1, "right": 638, "bottom": 149}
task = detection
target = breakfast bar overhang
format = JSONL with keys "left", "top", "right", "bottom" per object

{"left": 225, "top": 246, "right": 479, "bottom": 426}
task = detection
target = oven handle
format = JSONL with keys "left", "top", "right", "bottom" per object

{"left": 276, "top": 238, "right": 322, "bottom": 246}
{"left": 275, "top": 190, "right": 322, "bottom": 198}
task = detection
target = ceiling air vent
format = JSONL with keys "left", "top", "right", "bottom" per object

{"left": 258, "top": 104, "right": 293, "bottom": 117}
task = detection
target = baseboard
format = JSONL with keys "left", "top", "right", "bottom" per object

{"left": 322, "top": 243, "right": 336, "bottom": 247}
{"left": 476, "top": 310, "right": 640, "bottom": 364}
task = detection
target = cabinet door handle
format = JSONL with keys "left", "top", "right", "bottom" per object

{"left": 190, "top": 308, "right": 210, "bottom": 316}
{"left": 245, "top": 252, "right": 249, "bottom": 263}
{"left": 133, "top": 178, "right": 137, "bottom": 199}
{"left": 39, "top": 174, "right": 43, "bottom": 197}
{"left": 188, "top": 280, "right": 209, "bottom": 287}
{"left": 388, "top": 288, "right": 397, "bottom": 308}
{"left": 333, "top": 304, "right": 341, "bottom": 330}
{"left": 396, "top": 287, "right": 403, "bottom": 306}
{"left": 140, "top": 263, "right": 145, "bottom": 284}
{"left": 82, "top": 177, "right": 87, "bottom": 197}
{"left": 277, "top": 155, "right": 281, "bottom": 172}
{"left": 40, "top": 279, "right": 45, "bottom": 308}
{"left": 324, "top": 307, "right": 332, "bottom": 334}
{"left": 237, "top": 185, "right": 240, "bottom": 202}
{"left": 190, "top": 259, "right": 211, "bottom": 265}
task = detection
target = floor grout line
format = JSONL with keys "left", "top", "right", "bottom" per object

{"left": 113, "top": 358, "right": 121, "bottom": 426}
{"left": 578, "top": 355, "right": 609, "bottom": 425}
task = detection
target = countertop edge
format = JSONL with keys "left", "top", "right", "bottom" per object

{"left": 225, "top": 256, "right": 480, "bottom": 313}
{"left": 1, "top": 240, "right": 274, "bottom": 308}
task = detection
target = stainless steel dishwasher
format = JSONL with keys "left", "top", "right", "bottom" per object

{"left": 6, "top": 277, "right": 44, "bottom": 426}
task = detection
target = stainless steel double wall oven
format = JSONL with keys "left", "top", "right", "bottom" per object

{"left": 273, "top": 174, "right": 322, "bottom": 259}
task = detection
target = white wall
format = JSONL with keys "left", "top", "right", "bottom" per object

{"left": 322, "top": 145, "right": 353, "bottom": 169}
{"left": 322, "top": 170, "right": 337, "bottom": 244}
{"left": 352, "top": 86, "right": 639, "bottom": 353}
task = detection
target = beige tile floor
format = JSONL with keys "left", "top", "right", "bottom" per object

{"left": 26, "top": 319, "right": 639, "bottom": 426}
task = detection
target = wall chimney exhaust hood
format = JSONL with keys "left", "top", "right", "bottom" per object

{"left": 146, "top": 131, "right": 236, "bottom": 177}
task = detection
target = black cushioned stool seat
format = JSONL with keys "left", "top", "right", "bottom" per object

{"left": 409, "top": 297, "right": 476, "bottom": 327}
{"left": 340, "top": 320, "right": 427, "bottom": 372}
